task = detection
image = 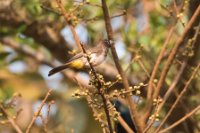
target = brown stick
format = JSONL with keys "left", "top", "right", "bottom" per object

{"left": 143, "top": 61, "right": 186, "bottom": 132}
{"left": 80, "top": 44, "right": 114, "bottom": 133}
{"left": 25, "top": 89, "right": 52, "bottom": 133}
{"left": 56, "top": 0, "right": 82, "bottom": 50}
{"left": 117, "top": 116, "right": 134, "bottom": 133}
{"left": 147, "top": 26, "right": 175, "bottom": 100}
{"left": 0, "top": 103, "right": 23, "bottom": 133}
{"left": 159, "top": 105, "right": 200, "bottom": 133}
{"left": 157, "top": 22, "right": 200, "bottom": 114}
{"left": 155, "top": 63, "right": 200, "bottom": 132}
{"left": 142, "top": 26, "right": 175, "bottom": 123}
{"left": 153, "top": 5, "right": 200, "bottom": 99}
{"left": 76, "top": 78, "right": 134, "bottom": 133}
{"left": 138, "top": 59, "right": 150, "bottom": 78}
{"left": 101, "top": 0, "right": 144, "bottom": 132}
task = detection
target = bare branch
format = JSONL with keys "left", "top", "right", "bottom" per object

{"left": 101, "top": 0, "right": 144, "bottom": 132}
{"left": 25, "top": 89, "right": 52, "bottom": 133}
{"left": 0, "top": 103, "right": 23, "bottom": 133}
{"left": 159, "top": 105, "right": 200, "bottom": 133}
{"left": 153, "top": 5, "right": 200, "bottom": 99}
{"left": 155, "top": 63, "right": 200, "bottom": 132}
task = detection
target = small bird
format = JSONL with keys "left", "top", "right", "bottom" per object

{"left": 48, "top": 39, "right": 111, "bottom": 76}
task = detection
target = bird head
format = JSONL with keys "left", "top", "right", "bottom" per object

{"left": 103, "top": 39, "right": 113, "bottom": 48}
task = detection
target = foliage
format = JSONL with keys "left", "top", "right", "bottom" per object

{"left": 0, "top": 0, "right": 200, "bottom": 133}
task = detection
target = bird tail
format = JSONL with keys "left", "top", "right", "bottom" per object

{"left": 48, "top": 63, "right": 70, "bottom": 76}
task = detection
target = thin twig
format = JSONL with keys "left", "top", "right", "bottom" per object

{"left": 0, "top": 37, "right": 91, "bottom": 88}
{"left": 40, "top": 115, "right": 47, "bottom": 133}
{"left": 157, "top": 22, "right": 200, "bottom": 114}
{"left": 74, "top": 0, "right": 102, "bottom": 7}
{"left": 143, "top": 60, "right": 186, "bottom": 132}
{"left": 137, "top": 59, "right": 150, "bottom": 78}
{"left": 101, "top": 0, "right": 144, "bottom": 132}
{"left": 56, "top": 0, "right": 113, "bottom": 130}
{"left": 40, "top": 5, "right": 61, "bottom": 15}
{"left": 25, "top": 89, "right": 52, "bottom": 133}
{"left": 0, "top": 103, "right": 23, "bottom": 133}
{"left": 84, "top": 12, "right": 126, "bottom": 23}
{"left": 75, "top": 74, "right": 134, "bottom": 133}
{"left": 43, "top": 100, "right": 54, "bottom": 133}
{"left": 153, "top": 5, "right": 200, "bottom": 99}
{"left": 147, "top": 26, "right": 175, "bottom": 100}
{"left": 80, "top": 43, "right": 114, "bottom": 133}
{"left": 176, "top": 96, "right": 200, "bottom": 131}
{"left": 173, "top": 0, "right": 185, "bottom": 27}
{"left": 117, "top": 116, "right": 134, "bottom": 133}
{"left": 144, "top": 62, "right": 199, "bottom": 132}
{"left": 56, "top": 0, "right": 82, "bottom": 50}
{"left": 148, "top": 20, "right": 200, "bottom": 132}
{"left": 159, "top": 105, "right": 200, "bottom": 133}
{"left": 143, "top": 98, "right": 161, "bottom": 133}
{"left": 155, "top": 63, "right": 200, "bottom": 132}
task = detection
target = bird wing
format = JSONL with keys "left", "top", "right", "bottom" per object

{"left": 67, "top": 52, "right": 83, "bottom": 63}
{"left": 67, "top": 47, "right": 100, "bottom": 62}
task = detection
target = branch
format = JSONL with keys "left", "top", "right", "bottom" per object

{"left": 76, "top": 78, "right": 134, "bottom": 133}
{"left": 101, "top": 0, "right": 143, "bottom": 133}
{"left": 147, "top": 26, "right": 175, "bottom": 100}
{"left": 0, "top": 37, "right": 92, "bottom": 89}
{"left": 143, "top": 26, "right": 176, "bottom": 122}
{"left": 155, "top": 63, "right": 200, "bottom": 132}
{"left": 0, "top": 103, "right": 23, "bottom": 133}
{"left": 101, "top": 0, "right": 144, "bottom": 132}
{"left": 25, "top": 89, "right": 52, "bottom": 133}
{"left": 153, "top": 5, "right": 200, "bottom": 99}
{"left": 80, "top": 43, "right": 114, "bottom": 133}
{"left": 56, "top": 0, "right": 82, "bottom": 50}
{"left": 159, "top": 105, "right": 200, "bottom": 133}
{"left": 0, "top": 4, "right": 138, "bottom": 89}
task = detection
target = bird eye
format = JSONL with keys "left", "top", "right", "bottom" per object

{"left": 104, "top": 39, "right": 112, "bottom": 47}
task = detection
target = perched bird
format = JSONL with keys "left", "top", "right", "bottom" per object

{"left": 48, "top": 39, "right": 111, "bottom": 76}
{"left": 113, "top": 100, "right": 137, "bottom": 133}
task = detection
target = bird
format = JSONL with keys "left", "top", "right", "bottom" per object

{"left": 48, "top": 39, "right": 111, "bottom": 76}
{"left": 113, "top": 100, "right": 137, "bottom": 133}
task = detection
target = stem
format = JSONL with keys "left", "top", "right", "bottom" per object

{"left": 143, "top": 26, "right": 175, "bottom": 123}
{"left": 159, "top": 105, "right": 200, "bottom": 133}
{"left": 0, "top": 104, "right": 23, "bottom": 133}
{"left": 80, "top": 44, "right": 113, "bottom": 133}
{"left": 26, "top": 89, "right": 52, "bottom": 133}
{"left": 56, "top": 0, "right": 82, "bottom": 50}
{"left": 101, "top": 0, "right": 144, "bottom": 132}
{"left": 155, "top": 63, "right": 200, "bottom": 132}
{"left": 153, "top": 5, "right": 200, "bottom": 99}
{"left": 147, "top": 26, "right": 175, "bottom": 100}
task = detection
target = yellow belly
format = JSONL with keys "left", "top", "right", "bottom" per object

{"left": 69, "top": 60, "right": 84, "bottom": 69}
